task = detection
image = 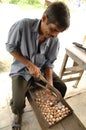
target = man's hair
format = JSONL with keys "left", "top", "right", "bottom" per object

{"left": 44, "top": 1, "right": 70, "bottom": 30}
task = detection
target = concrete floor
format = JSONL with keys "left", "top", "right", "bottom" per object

{"left": 0, "top": 72, "right": 86, "bottom": 130}
{"left": 65, "top": 71, "right": 86, "bottom": 128}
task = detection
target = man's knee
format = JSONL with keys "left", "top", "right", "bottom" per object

{"left": 10, "top": 99, "right": 25, "bottom": 114}
{"left": 62, "top": 83, "right": 67, "bottom": 97}
{"left": 53, "top": 80, "right": 67, "bottom": 97}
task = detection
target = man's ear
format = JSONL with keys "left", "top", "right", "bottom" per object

{"left": 42, "top": 14, "right": 48, "bottom": 23}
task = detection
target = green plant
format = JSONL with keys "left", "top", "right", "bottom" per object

{"left": 8, "top": 0, "right": 19, "bottom": 4}
{"left": 6, "top": 0, "right": 41, "bottom": 5}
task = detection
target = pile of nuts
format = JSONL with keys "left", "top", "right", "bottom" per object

{"left": 35, "top": 89, "right": 71, "bottom": 126}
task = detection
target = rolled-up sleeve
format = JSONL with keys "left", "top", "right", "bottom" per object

{"left": 6, "top": 21, "right": 22, "bottom": 53}
{"left": 45, "top": 38, "right": 60, "bottom": 68}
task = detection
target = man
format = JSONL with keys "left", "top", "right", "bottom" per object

{"left": 6, "top": 1, "right": 70, "bottom": 128}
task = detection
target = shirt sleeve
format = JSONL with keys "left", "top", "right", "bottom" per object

{"left": 45, "top": 38, "right": 60, "bottom": 68}
{"left": 6, "top": 20, "right": 22, "bottom": 53}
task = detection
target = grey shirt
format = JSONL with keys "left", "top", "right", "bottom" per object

{"left": 6, "top": 18, "right": 60, "bottom": 81}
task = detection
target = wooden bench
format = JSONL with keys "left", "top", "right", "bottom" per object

{"left": 26, "top": 91, "right": 86, "bottom": 130}
{"left": 59, "top": 45, "right": 86, "bottom": 87}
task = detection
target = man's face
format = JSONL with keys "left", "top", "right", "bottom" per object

{"left": 41, "top": 14, "right": 63, "bottom": 38}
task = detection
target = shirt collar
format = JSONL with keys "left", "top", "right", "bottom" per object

{"left": 31, "top": 19, "right": 50, "bottom": 46}
{"left": 31, "top": 19, "right": 41, "bottom": 33}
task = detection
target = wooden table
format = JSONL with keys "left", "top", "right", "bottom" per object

{"left": 59, "top": 45, "right": 86, "bottom": 87}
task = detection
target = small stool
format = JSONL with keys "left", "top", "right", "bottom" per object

{"left": 59, "top": 46, "right": 84, "bottom": 88}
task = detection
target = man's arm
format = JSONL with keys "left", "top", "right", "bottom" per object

{"left": 45, "top": 67, "right": 53, "bottom": 86}
{"left": 10, "top": 51, "right": 41, "bottom": 78}
{"left": 45, "top": 67, "right": 62, "bottom": 100}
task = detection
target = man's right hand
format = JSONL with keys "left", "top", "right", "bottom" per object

{"left": 26, "top": 61, "right": 41, "bottom": 79}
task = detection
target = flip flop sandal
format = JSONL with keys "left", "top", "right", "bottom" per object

{"left": 12, "top": 120, "right": 21, "bottom": 130}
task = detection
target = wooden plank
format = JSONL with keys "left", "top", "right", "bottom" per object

{"left": 63, "top": 70, "right": 83, "bottom": 75}
{"left": 62, "top": 76, "right": 80, "bottom": 82}
{"left": 61, "top": 113, "right": 86, "bottom": 130}
{"left": 48, "top": 123, "right": 64, "bottom": 130}
{"left": 59, "top": 54, "right": 68, "bottom": 78}
{"left": 64, "top": 66, "right": 83, "bottom": 73}
{"left": 27, "top": 93, "right": 86, "bottom": 130}
{"left": 66, "top": 46, "right": 86, "bottom": 64}
{"left": 66, "top": 46, "right": 86, "bottom": 70}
